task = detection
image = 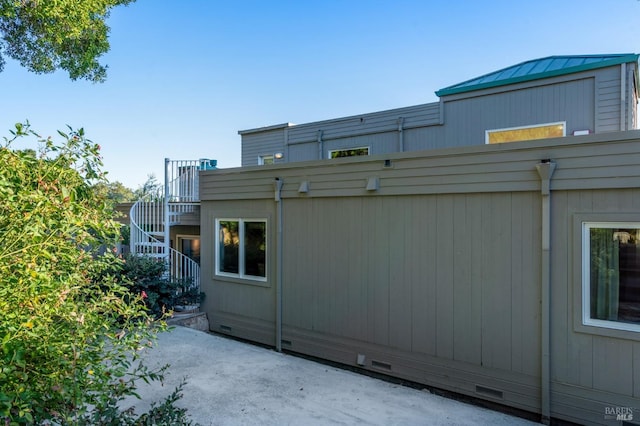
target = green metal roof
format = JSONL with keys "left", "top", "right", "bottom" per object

{"left": 436, "top": 54, "right": 639, "bottom": 97}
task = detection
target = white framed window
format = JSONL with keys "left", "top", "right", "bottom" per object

{"left": 329, "top": 146, "right": 369, "bottom": 159}
{"left": 216, "top": 218, "right": 267, "bottom": 282}
{"left": 582, "top": 222, "right": 640, "bottom": 332}
{"left": 485, "top": 121, "right": 566, "bottom": 144}
{"left": 258, "top": 155, "right": 274, "bottom": 165}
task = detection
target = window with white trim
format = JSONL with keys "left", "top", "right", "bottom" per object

{"left": 582, "top": 222, "right": 640, "bottom": 331}
{"left": 216, "top": 219, "right": 267, "bottom": 281}
{"left": 485, "top": 122, "right": 566, "bottom": 144}
{"left": 258, "top": 155, "right": 274, "bottom": 165}
{"left": 329, "top": 146, "right": 369, "bottom": 158}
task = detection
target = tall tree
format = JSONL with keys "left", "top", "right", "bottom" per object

{"left": 0, "top": 0, "right": 135, "bottom": 82}
{"left": 93, "top": 180, "right": 136, "bottom": 203}
{"left": 134, "top": 173, "right": 163, "bottom": 201}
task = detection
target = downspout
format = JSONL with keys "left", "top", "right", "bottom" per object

{"left": 274, "top": 178, "right": 284, "bottom": 352}
{"left": 535, "top": 160, "right": 556, "bottom": 426}
{"left": 317, "top": 130, "right": 324, "bottom": 160}
{"left": 284, "top": 126, "right": 290, "bottom": 162}
{"left": 397, "top": 117, "right": 405, "bottom": 152}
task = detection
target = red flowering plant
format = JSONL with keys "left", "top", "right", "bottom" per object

{"left": 111, "top": 253, "right": 185, "bottom": 319}
{"left": 0, "top": 123, "right": 193, "bottom": 425}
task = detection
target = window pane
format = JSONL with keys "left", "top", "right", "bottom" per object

{"left": 330, "top": 147, "right": 369, "bottom": 158}
{"left": 488, "top": 123, "right": 564, "bottom": 144}
{"left": 219, "top": 221, "right": 239, "bottom": 274}
{"left": 590, "top": 227, "right": 640, "bottom": 324}
{"left": 181, "top": 237, "right": 200, "bottom": 264}
{"left": 244, "top": 221, "right": 266, "bottom": 277}
{"left": 260, "top": 155, "right": 274, "bottom": 165}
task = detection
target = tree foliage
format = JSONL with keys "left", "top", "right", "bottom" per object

{"left": 93, "top": 180, "right": 136, "bottom": 203}
{"left": 0, "top": 0, "right": 135, "bottom": 82}
{"left": 0, "top": 123, "right": 190, "bottom": 424}
{"left": 134, "top": 173, "right": 162, "bottom": 201}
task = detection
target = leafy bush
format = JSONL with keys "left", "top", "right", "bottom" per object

{"left": 117, "top": 254, "right": 178, "bottom": 318}
{"left": 0, "top": 123, "right": 194, "bottom": 425}
{"left": 114, "top": 254, "right": 204, "bottom": 318}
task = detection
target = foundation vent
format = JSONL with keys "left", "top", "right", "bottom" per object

{"left": 371, "top": 360, "right": 392, "bottom": 371}
{"left": 475, "top": 385, "right": 504, "bottom": 399}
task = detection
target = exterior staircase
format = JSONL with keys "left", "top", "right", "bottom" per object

{"left": 130, "top": 158, "right": 216, "bottom": 297}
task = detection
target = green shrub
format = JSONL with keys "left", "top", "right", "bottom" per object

{"left": 118, "top": 254, "right": 177, "bottom": 318}
{"left": 0, "top": 123, "right": 194, "bottom": 425}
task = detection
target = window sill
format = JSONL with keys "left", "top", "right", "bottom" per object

{"left": 212, "top": 274, "right": 270, "bottom": 288}
{"left": 575, "top": 320, "right": 640, "bottom": 342}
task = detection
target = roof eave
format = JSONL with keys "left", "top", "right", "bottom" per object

{"left": 238, "top": 122, "right": 294, "bottom": 135}
{"left": 436, "top": 54, "right": 640, "bottom": 97}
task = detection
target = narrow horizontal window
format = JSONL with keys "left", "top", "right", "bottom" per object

{"left": 486, "top": 122, "right": 565, "bottom": 144}
{"left": 216, "top": 218, "right": 267, "bottom": 282}
{"left": 258, "top": 155, "right": 274, "bottom": 165}
{"left": 583, "top": 222, "right": 640, "bottom": 332}
{"left": 329, "top": 147, "right": 369, "bottom": 158}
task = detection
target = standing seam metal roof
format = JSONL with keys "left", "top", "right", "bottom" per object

{"left": 435, "top": 54, "right": 639, "bottom": 97}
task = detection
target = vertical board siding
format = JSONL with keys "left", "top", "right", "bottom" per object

{"left": 200, "top": 199, "right": 277, "bottom": 345}
{"left": 411, "top": 196, "right": 438, "bottom": 356}
{"left": 388, "top": 196, "right": 412, "bottom": 352}
{"left": 280, "top": 192, "right": 541, "bottom": 373}
{"left": 516, "top": 192, "right": 542, "bottom": 377}
{"left": 551, "top": 188, "right": 640, "bottom": 401}
{"left": 480, "top": 193, "right": 514, "bottom": 371}
{"left": 633, "top": 343, "right": 640, "bottom": 398}
{"left": 203, "top": 134, "right": 640, "bottom": 424}
{"left": 435, "top": 194, "right": 455, "bottom": 360}
{"left": 452, "top": 194, "right": 476, "bottom": 364}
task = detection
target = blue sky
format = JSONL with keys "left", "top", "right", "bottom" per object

{"left": 1, "top": 0, "right": 639, "bottom": 189}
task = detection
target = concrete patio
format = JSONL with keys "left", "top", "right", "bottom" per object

{"left": 125, "top": 326, "right": 540, "bottom": 425}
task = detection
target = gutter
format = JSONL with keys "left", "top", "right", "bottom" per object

{"left": 535, "top": 160, "right": 556, "bottom": 426}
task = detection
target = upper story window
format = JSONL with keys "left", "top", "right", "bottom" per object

{"left": 485, "top": 122, "right": 566, "bottom": 144}
{"left": 216, "top": 218, "right": 267, "bottom": 282}
{"left": 329, "top": 147, "right": 369, "bottom": 159}
{"left": 582, "top": 222, "right": 640, "bottom": 332}
{"left": 258, "top": 155, "right": 274, "bottom": 165}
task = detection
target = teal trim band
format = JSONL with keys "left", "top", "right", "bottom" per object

{"left": 436, "top": 54, "right": 639, "bottom": 97}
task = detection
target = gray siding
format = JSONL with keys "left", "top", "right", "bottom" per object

{"left": 241, "top": 128, "right": 286, "bottom": 167}
{"left": 595, "top": 66, "right": 623, "bottom": 132}
{"left": 549, "top": 188, "right": 640, "bottom": 423}
{"left": 200, "top": 199, "right": 278, "bottom": 346}
{"left": 286, "top": 103, "right": 441, "bottom": 144}
{"left": 443, "top": 77, "right": 595, "bottom": 146}
{"left": 201, "top": 130, "right": 640, "bottom": 425}
{"left": 240, "top": 63, "right": 637, "bottom": 166}
{"left": 286, "top": 103, "right": 441, "bottom": 161}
